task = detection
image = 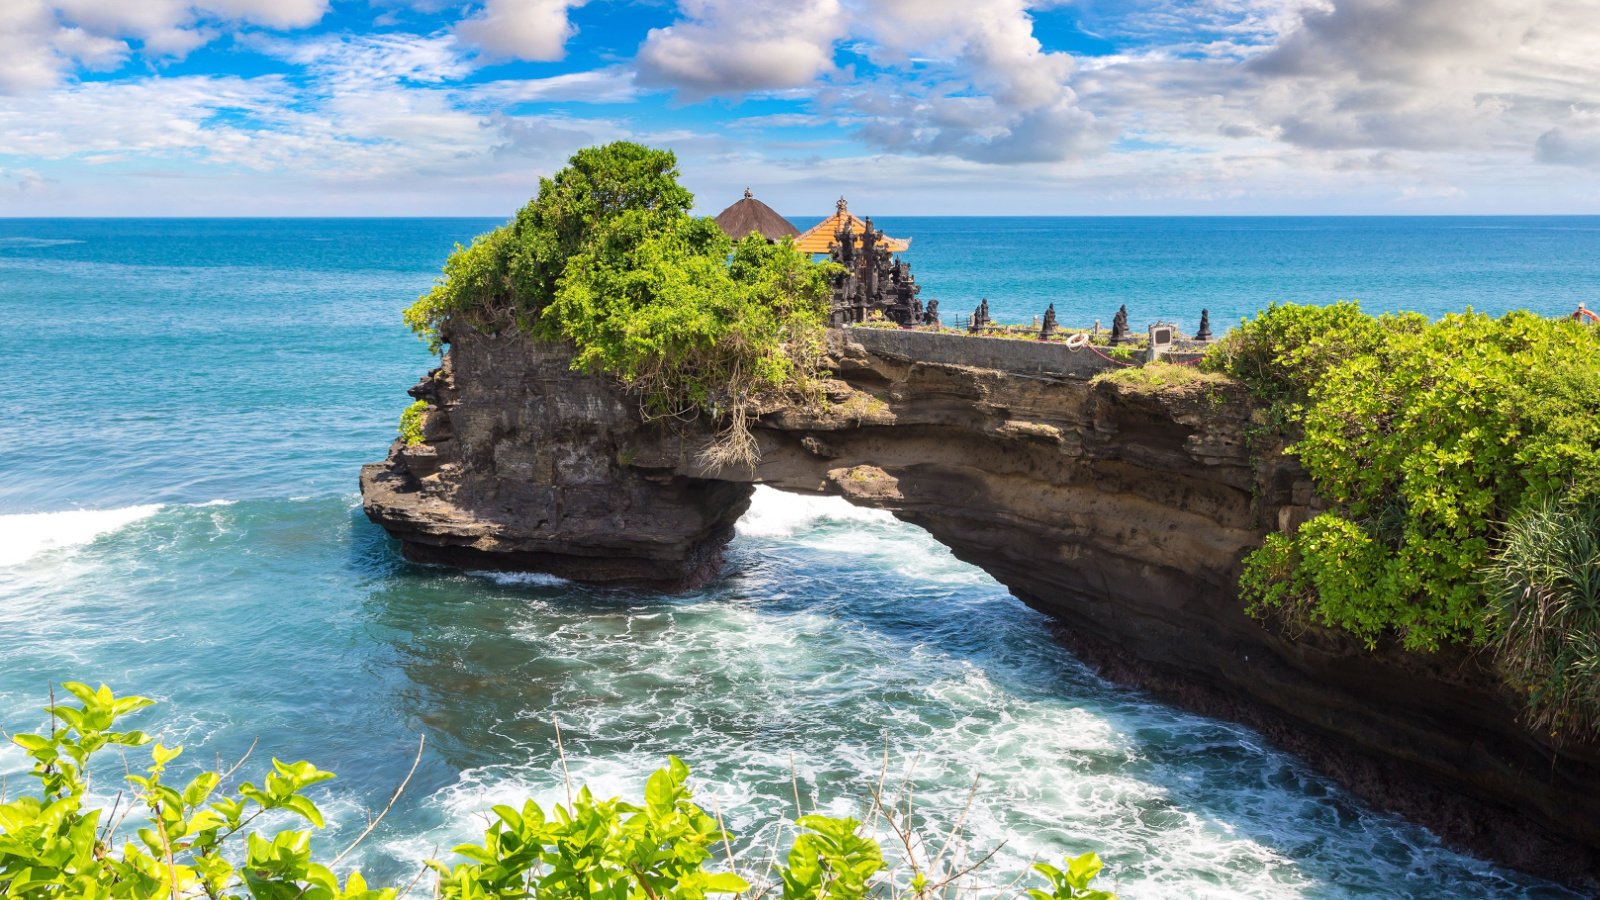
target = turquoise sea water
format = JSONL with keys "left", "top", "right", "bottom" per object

{"left": 3, "top": 217, "right": 1597, "bottom": 898}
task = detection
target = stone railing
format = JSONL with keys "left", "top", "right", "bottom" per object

{"left": 835, "top": 326, "right": 1206, "bottom": 379}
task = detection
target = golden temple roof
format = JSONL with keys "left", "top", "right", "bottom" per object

{"left": 793, "top": 197, "right": 910, "bottom": 255}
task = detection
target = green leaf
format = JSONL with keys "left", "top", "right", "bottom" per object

{"left": 703, "top": 872, "right": 750, "bottom": 893}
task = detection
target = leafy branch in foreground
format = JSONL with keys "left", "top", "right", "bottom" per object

{"left": 1, "top": 685, "right": 1118, "bottom": 899}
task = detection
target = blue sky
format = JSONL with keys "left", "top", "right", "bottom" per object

{"left": 1, "top": 0, "right": 1598, "bottom": 216}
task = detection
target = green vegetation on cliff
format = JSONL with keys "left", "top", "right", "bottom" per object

{"left": 404, "top": 142, "right": 835, "bottom": 467}
{"left": 397, "top": 400, "right": 428, "bottom": 447}
{"left": 1207, "top": 302, "right": 1600, "bottom": 740}
{"left": 0, "top": 684, "right": 1115, "bottom": 899}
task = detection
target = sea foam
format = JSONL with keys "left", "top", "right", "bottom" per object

{"left": 0, "top": 505, "right": 162, "bottom": 567}
{"left": 735, "top": 485, "right": 895, "bottom": 538}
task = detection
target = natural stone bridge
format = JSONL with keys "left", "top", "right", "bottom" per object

{"left": 361, "top": 326, "right": 1600, "bottom": 888}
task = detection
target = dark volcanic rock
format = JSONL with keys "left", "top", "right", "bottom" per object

{"left": 363, "top": 328, "right": 1600, "bottom": 888}
{"left": 360, "top": 336, "right": 752, "bottom": 588}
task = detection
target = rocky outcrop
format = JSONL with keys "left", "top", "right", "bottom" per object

{"left": 362, "top": 328, "right": 1600, "bottom": 888}
{"left": 360, "top": 334, "right": 753, "bottom": 588}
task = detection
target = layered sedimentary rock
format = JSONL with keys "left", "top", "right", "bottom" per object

{"left": 362, "top": 328, "right": 1600, "bottom": 887}
{"left": 359, "top": 332, "right": 753, "bottom": 588}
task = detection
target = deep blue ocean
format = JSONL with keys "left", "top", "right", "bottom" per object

{"left": 3, "top": 217, "right": 1597, "bottom": 898}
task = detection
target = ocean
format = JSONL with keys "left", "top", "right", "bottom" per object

{"left": 3, "top": 216, "right": 1596, "bottom": 898}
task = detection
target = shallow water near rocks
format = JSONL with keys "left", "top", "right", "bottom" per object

{"left": 4, "top": 218, "right": 1597, "bottom": 898}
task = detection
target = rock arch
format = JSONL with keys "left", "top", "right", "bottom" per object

{"left": 361, "top": 328, "right": 1600, "bottom": 887}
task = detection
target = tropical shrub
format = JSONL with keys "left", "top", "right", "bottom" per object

{"left": 2, "top": 684, "right": 1118, "bottom": 899}
{"left": 1201, "top": 300, "right": 1403, "bottom": 423}
{"left": 403, "top": 142, "right": 836, "bottom": 468}
{"left": 1216, "top": 302, "right": 1600, "bottom": 737}
{"left": 1486, "top": 497, "right": 1600, "bottom": 742}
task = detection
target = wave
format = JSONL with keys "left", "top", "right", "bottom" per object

{"left": 736, "top": 486, "right": 896, "bottom": 538}
{"left": 0, "top": 237, "right": 86, "bottom": 248}
{"left": 0, "top": 504, "right": 162, "bottom": 567}
{"left": 477, "top": 570, "right": 570, "bottom": 587}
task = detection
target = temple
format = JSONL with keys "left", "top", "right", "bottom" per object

{"left": 823, "top": 209, "right": 930, "bottom": 326}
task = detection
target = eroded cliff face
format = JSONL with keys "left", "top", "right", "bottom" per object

{"left": 359, "top": 332, "right": 753, "bottom": 588}
{"left": 362, "top": 329, "right": 1600, "bottom": 887}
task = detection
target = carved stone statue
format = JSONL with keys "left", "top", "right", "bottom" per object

{"left": 1110, "top": 304, "right": 1130, "bottom": 346}
{"left": 827, "top": 208, "right": 923, "bottom": 326}
{"left": 971, "top": 298, "right": 991, "bottom": 332}
{"left": 1196, "top": 308, "right": 1213, "bottom": 342}
{"left": 923, "top": 298, "right": 940, "bottom": 327}
{"left": 1040, "top": 303, "right": 1058, "bottom": 340}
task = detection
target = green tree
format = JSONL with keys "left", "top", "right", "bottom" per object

{"left": 403, "top": 141, "right": 836, "bottom": 469}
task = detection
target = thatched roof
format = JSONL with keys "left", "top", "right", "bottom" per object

{"left": 793, "top": 197, "right": 910, "bottom": 255}
{"left": 714, "top": 189, "right": 800, "bottom": 242}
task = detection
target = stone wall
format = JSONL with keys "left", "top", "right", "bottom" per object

{"left": 841, "top": 326, "right": 1122, "bottom": 377}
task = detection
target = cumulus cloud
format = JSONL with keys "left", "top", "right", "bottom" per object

{"left": 50, "top": 0, "right": 328, "bottom": 54}
{"left": 636, "top": 0, "right": 846, "bottom": 98}
{"left": 199, "top": 0, "right": 328, "bottom": 29}
{"left": 0, "top": 0, "right": 134, "bottom": 92}
{"left": 845, "top": 0, "right": 1102, "bottom": 162}
{"left": 636, "top": 0, "right": 1100, "bottom": 162}
{"left": 0, "top": 167, "right": 47, "bottom": 192}
{"left": 1238, "top": 0, "right": 1600, "bottom": 155}
{"left": 0, "top": 0, "right": 331, "bottom": 94}
{"left": 1536, "top": 124, "right": 1600, "bottom": 168}
{"left": 455, "top": 0, "right": 588, "bottom": 62}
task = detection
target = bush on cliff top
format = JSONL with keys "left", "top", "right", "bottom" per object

{"left": 1208, "top": 302, "right": 1600, "bottom": 740}
{"left": 0, "top": 683, "right": 1117, "bottom": 899}
{"left": 404, "top": 142, "right": 835, "bottom": 468}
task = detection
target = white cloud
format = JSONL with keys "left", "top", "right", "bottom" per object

{"left": 200, "top": 0, "right": 328, "bottom": 29}
{"left": 455, "top": 0, "right": 588, "bottom": 62}
{"left": 636, "top": 0, "right": 847, "bottom": 98}
{"left": 0, "top": 167, "right": 47, "bottom": 192}
{"left": 844, "top": 0, "right": 1101, "bottom": 162}
{"left": 7, "top": 0, "right": 1600, "bottom": 214}
{"left": 258, "top": 32, "right": 476, "bottom": 85}
{"left": 1237, "top": 0, "right": 1600, "bottom": 155}
{"left": 470, "top": 67, "right": 639, "bottom": 104}
{"left": 635, "top": 0, "right": 1100, "bottom": 162}
{"left": 0, "top": 0, "right": 135, "bottom": 92}
{"left": 1536, "top": 123, "right": 1600, "bottom": 168}
{"left": 0, "top": 0, "right": 331, "bottom": 94}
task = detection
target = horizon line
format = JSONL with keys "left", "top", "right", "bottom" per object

{"left": 6, "top": 213, "right": 1600, "bottom": 221}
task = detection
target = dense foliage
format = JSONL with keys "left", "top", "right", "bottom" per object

{"left": 403, "top": 142, "right": 835, "bottom": 467}
{"left": 1207, "top": 303, "right": 1600, "bottom": 739}
{"left": 2, "top": 685, "right": 1116, "bottom": 899}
